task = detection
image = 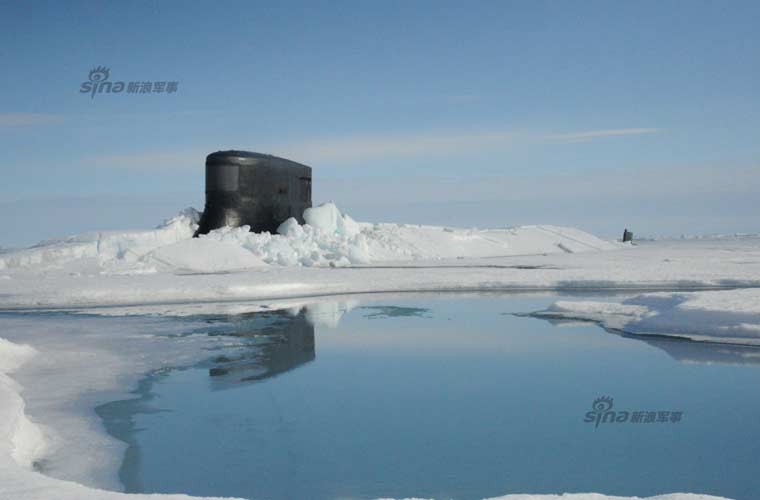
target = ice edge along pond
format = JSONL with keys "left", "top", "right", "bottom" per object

{"left": 0, "top": 205, "right": 758, "bottom": 499}
{"left": 1, "top": 292, "right": 757, "bottom": 500}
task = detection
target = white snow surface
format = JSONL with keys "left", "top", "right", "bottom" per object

{"left": 1, "top": 204, "right": 760, "bottom": 312}
{"left": 1, "top": 227, "right": 759, "bottom": 313}
{"left": 0, "top": 205, "right": 755, "bottom": 499}
{"left": 533, "top": 288, "right": 760, "bottom": 345}
{"left": 0, "top": 203, "right": 617, "bottom": 274}
{"left": 0, "top": 315, "right": 244, "bottom": 500}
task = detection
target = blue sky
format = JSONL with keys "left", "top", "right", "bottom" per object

{"left": 1, "top": 0, "right": 759, "bottom": 246}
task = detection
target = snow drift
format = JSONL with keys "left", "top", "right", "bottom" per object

{"left": 2, "top": 209, "right": 760, "bottom": 311}
{"left": 0, "top": 203, "right": 617, "bottom": 274}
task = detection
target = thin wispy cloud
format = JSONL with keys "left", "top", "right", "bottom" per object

{"left": 0, "top": 113, "right": 63, "bottom": 127}
{"left": 272, "top": 131, "right": 518, "bottom": 164}
{"left": 84, "top": 127, "right": 660, "bottom": 168}
{"left": 318, "top": 163, "right": 760, "bottom": 211}
{"left": 88, "top": 150, "right": 208, "bottom": 169}
{"left": 544, "top": 128, "right": 659, "bottom": 143}
{"left": 275, "top": 128, "right": 660, "bottom": 164}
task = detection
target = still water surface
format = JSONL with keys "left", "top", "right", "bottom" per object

{"left": 99, "top": 295, "right": 760, "bottom": 500}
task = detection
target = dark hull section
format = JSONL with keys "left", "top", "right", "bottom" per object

{"left": 195, "top": 150, "right": 312, "bottom": 235}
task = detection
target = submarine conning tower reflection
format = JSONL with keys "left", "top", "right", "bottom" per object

{"left": 208, "top": 309, "right": 315, "bottom": 389}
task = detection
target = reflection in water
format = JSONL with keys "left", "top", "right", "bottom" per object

{"left": 97, "top": 308, "right": 318, "bottom": 491}
{"left": 203, "top": 303, "right": 434, "bottom": 389}
{"left": 540, "top": 316, "right": 760, "bottom": 366}
{"left": 102, "top": 296, "right": 760, "bottom": 500}
{"left": 359, "top": 305, "right": 432, "bottom": 319}
{"left": 207, "top": 309, "right": 315, "bottom": 389}
{"left": 636, "top": 335, "right": 760, "bottom": 366}
{"left": 206, "top": 303, "right": 760, "bottom": 393}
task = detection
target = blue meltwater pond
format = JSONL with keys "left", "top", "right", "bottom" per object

{"left": 99, "top": 294, "right": 760, "bottom": 500}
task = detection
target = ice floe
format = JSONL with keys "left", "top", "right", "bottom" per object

{"left": 532, "top": 289, "right": 760, "bottom": 346}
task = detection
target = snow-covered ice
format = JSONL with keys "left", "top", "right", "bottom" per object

{"left": 532, "top": 289, "right": 760, "bottom": 346}
{"left": 0, "top": 202, "right": 617, "bottom": 274}
{"left": 1, "top": 204, "right": 759, "bottom": 312}
{"left": 0, "top": 204, "right": 755, "bottom": 500}
{"left": 0, "top": 314, "right": 247, "bottom": 499}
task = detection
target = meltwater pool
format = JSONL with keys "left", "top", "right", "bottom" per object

{"left": 96, "top": 294, "right": 760, "bottom": 500}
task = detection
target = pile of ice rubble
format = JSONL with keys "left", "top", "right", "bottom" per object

{"left": 0, "top": 203, "right": 617, "bottom": 274}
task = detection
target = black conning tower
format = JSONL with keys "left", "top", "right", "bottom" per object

{"left": 195, "top": 150, "right": 312, "bottom": 236}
